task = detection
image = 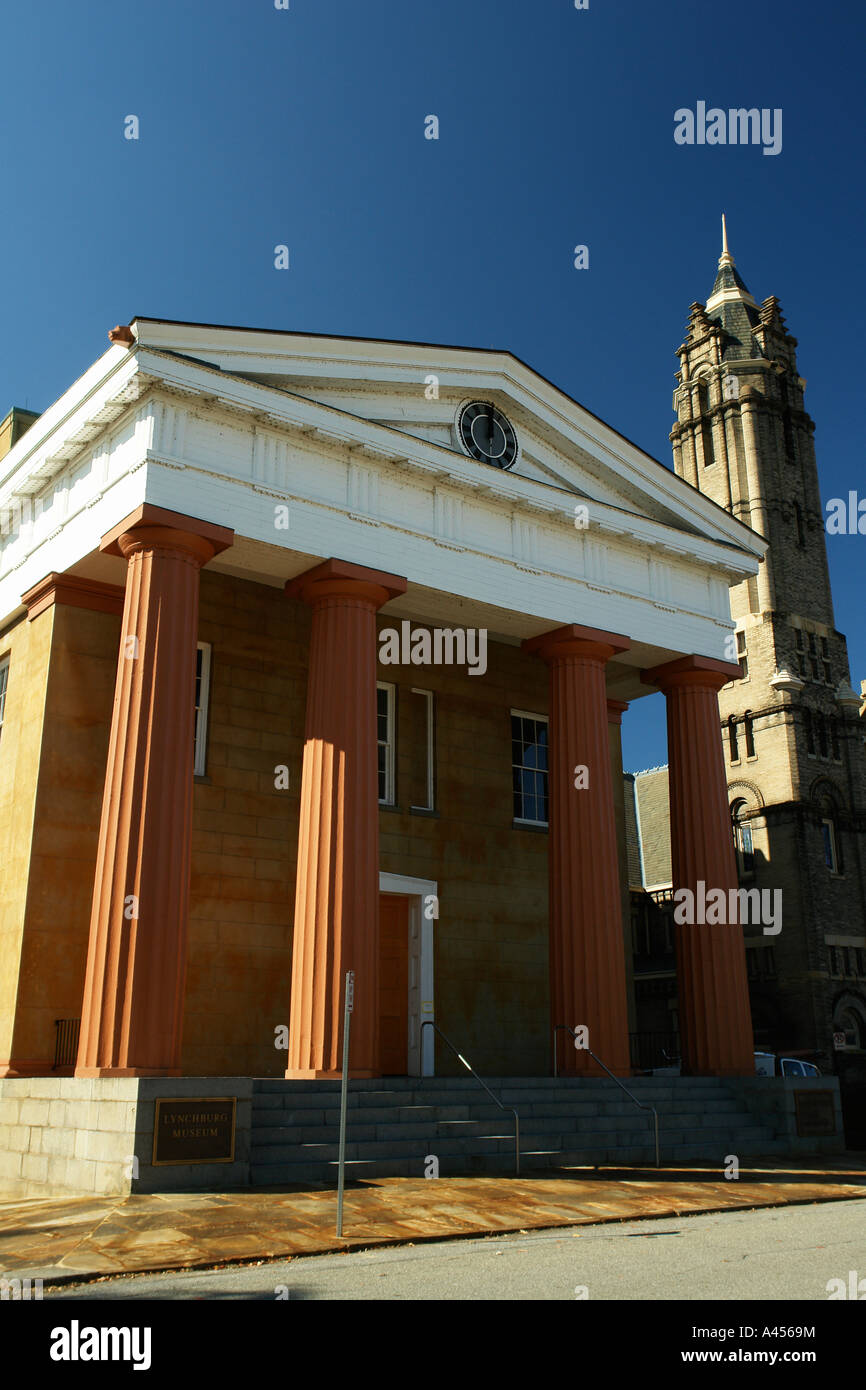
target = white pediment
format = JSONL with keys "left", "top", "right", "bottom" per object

{"left": 126, "top": 318, "right": 762, "bottom": 557}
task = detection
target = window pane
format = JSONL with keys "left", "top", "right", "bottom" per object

{"left": 512, "top": 714, "right": 549, "bottom": 822}
{"left": 377, "top": 684, "right": 394, "bottom": 803}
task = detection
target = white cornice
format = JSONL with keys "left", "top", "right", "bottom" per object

{"left": 131, "top": 349, "right": 761, "bottom": 581}
{"left": 129, "top": 321, "right": 765, "bottom": 559}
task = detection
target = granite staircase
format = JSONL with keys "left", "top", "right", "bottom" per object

{"left": 249, "top": 1075, "right": 786, "bottom": 1185}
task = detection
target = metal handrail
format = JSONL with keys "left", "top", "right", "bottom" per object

{"left": 421, "top": 1021, "right": 520, "bottom": 1175}
{"left": 553, "top": 1025, "right": 660, "bottom": 1168}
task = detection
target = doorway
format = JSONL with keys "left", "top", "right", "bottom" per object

{"left": 378, "top": 872, "right": 437, "bottom": 1076}
{"left": 379, "top": 893, "right": 410, "bottom": 1074}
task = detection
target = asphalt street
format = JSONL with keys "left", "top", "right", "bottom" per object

{"left": 47, "top": 1197, "right": 866, "bottom": 1301}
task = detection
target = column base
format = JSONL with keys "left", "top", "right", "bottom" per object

{"left": 284, "top": 1068, "right": 380, "bottom": 1080}
{"left": 73, "top": 1067, "right": 183, "bottom": 1078}
{"left": 0, "top": 1061, "right": 55, "bottom": 1078}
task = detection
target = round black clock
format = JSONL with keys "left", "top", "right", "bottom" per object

{"left": 457, "top": 401, "right": 518, "bottom": 470}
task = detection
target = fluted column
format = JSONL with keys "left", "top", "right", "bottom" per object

{"left": 643, "top": 654, "right": 754, "bottom": 1076}
{"left": 286, "top": 558, "right": 407, "bottom": 1079}
{"left": 76, "top": 506, "right": 233, "bottom": 1076}
{"left": 524, "top": 624, "right": 631, "bottom": 1076}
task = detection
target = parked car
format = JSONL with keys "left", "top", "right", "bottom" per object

{"left": 652, "top": 1052, "right": 821, "bottom": 1078}
{"left": 754, "top": 1051, "right": 821, "bottom": 1078}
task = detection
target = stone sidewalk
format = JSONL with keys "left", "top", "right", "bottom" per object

{"left": 2, "top": 1156, "right": 864, "bottom": 1288}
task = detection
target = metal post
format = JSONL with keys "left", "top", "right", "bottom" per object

{"left": 336, "top": 970, "right": 354, "bottom": 1238}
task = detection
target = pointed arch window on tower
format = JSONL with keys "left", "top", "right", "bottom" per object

{"left": 794, "top": 500, "right": 805, "bottom": 547}
{"left": 779, "top": 375, "right": 797, "bottom": 462}
{"left": 830, "top": 717, "right": 841, "bottom": 762}
{"left": 795, "top": 629, "right": 807, "bottom": 678}
{"left": 728, "top": 715, "right": 739, "bottom": 762}
{"left": 736, "top": 630, "right": 749, "bottom": 680}
{"left": 744, "top": 710, "right": 756, "bottom": 759}
{"left": 818, "top": 796, "right": 841, "bottom": 874}
{"left": 731, "top": 799, "right": 755, "bottom": 877}
{"left": 804, "top": 709, "right": 815, "bottom": 756}
{"left": 697, "top": 378, "right": 715, "bottom": 466}
{"left": 820, "top": 636, "right": 832, "bottom": 685}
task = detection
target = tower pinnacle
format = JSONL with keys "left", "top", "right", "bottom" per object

{"left": 720, "top": 213, "right": 734, "bottom": 267}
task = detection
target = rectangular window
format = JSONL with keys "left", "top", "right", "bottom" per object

{"left": 194, "top": 642, "right": 212, "bottom": 777}
{"left": 744, "top": 714, "right": 756, "bottom": 759}
{"left": 409, "top": 687, "right": 435, "bottom": 811}
{"left": 804, "top": 710, "right": 815, "bottom": 756}
{"left": 821, "top": 819, "right": 838, "bottom": 874}
{"left": 737, "top": 822, "right": 755, "bottom": 876}
{"left": 857, "top": 949, "right": 866, "bottom": 977}
{"left": 0, "top": 655, "right": 9, "bottom": 739}
{"left": 820, "top": 636, "right": 832, "bottom": 685}
{"left": 736, "top": 629, "right": 748, "bottom": 680}
{"left": 728, "top": 717, "right": 739, "bottom": 762}
{"left": 808, "top": 632, "right": 820, "bottom": 681}
{"left": 511, "top": 711, "right": 549, "bottom": 825}
{"left": 795, "top": 629, "right": 807, "bottom": 678}
{"left": 377, "top": 682, "right": 396, "bottom": 805}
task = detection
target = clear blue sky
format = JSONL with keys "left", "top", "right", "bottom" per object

{"left": 2, "top": 0, "right": 863, "bottom": 771}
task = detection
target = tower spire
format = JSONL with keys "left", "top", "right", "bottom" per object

{"left": 721, "top": 212, "right": 732, "bottom": 264}
{"left": 706, "top": 216, "right": 758, "bottom": 356}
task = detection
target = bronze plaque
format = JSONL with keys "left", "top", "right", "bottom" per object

{"left": 793, "top": 1089, "right": 836, "bottom": 1138}
{"left": 152, "top": 1098, "right": 236, "bottom": 1165}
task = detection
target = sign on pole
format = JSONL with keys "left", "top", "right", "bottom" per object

{"left": 336, "top": 970, "right": 354, "bottom": 1238}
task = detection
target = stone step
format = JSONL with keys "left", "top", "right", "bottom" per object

{"left": 251, "top": 1111, "right": 759, "bottom": 1147}
{"left": 249, "top": 1131, "right": 789, "bottom": 1186}
{"left": 251, "top": 1091, "right": 744, "bottom": 1118}
{"left": 250, "top": 1102, "right": 750, "bottom": 1135}
{"left": 251, "top": 1080, "right": 734, "bottom": 1105}
{"left": 250, "top": 1124, "right": 776, "bottom": 1166}
{"left": 251, "top": 1075, "right": 734, "bottom": 1093}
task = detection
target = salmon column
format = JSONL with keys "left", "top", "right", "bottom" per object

{"left": 524, "top": 624, "right": 631, "bottom": 1076}
{"left": 76, "top": 506, "right": 233, "bottom": 1077}
{"left": 643, "top": 655, "right": 754, "bottom": 1076}
{"left": 286, "top": 559, "right": 407, "bottom": 1079}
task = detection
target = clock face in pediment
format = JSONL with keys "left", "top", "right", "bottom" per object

{"left": 456, "top": 401, "right": 518, "bottom": 470}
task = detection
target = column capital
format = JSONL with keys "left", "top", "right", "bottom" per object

{"left": 100, "top": 504, "right": 234, "bottom": 564}
{"left": 286, "top": 556, "right": 407, "bottom": 609}
{"left": 642, "top": 653, "right": 739, "bottom": 693}
{"left": 22, "top": 572, "right": 126, "bottom": 621}
{"left": 523, "top": 622, "right": 630, "bottom": 665}
{"left": 606, "top": 698, "right": 629, "bottom": 725}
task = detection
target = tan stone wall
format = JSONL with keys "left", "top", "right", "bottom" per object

{"left": 379, "top": 633, "right": 551, "bottom": 1075}
{"left": 0, "top": 610, "right": 54, "bottom": 1070}
{"left": 184, "top": 572, "right": 308, "bottom": 1076}
{"left": 0, "top": 603, "right": 120, "bottom": 1071}
{"left": 15, "top": 604, "right": 120, "bottom": 1068}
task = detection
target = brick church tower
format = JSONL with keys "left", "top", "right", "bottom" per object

{"left": 669, "top": 218, "right": 866, "bottom": 1067}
